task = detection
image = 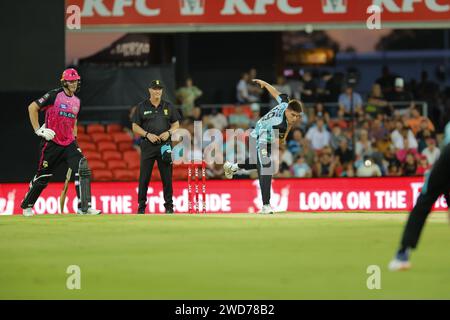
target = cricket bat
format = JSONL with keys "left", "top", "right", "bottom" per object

{"left": 60, "top": 168, "right": 72, "bottom": 213}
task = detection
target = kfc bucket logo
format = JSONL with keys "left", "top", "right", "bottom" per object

{"left": 321, "top": 0, "right": 347, "bottom": 14}
{"left": 180, "top": 0, "right": 205, "bottom": 16}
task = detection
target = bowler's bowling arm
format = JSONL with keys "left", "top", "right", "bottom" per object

{"left": 253, "top": 79, "right": 281, "bottom": 100}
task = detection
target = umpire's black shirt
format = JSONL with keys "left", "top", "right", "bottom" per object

{"left": 132, "top": 99, "right": 180, "bottom": 156}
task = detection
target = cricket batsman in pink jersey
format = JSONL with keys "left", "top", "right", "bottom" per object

{"left": 20, "top": 69, "right": 101, "bottom": 216}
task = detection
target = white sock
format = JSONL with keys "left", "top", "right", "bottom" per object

{"left": 231, "top": 163, "right": 239, "bottom": 171}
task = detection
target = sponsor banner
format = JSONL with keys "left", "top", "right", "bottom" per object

{"left": 0, "top": 177, "right": 447, "bottom": 215}
{"left": 66, "top": 0, "right": 450, "bottom": 31}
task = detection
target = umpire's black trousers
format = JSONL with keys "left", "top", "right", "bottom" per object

{"left": 400, "top": 143, "right": 450, "bottom": 249}
{"left": 138, "top": 141, "right": 173, "bottom": 212}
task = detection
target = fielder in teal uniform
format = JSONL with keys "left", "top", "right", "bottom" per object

{"left": 389, "top": 121, "right": 450, "bottom": 271}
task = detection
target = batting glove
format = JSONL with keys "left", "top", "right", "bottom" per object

{"left": 35, "top": 124, "right": 56, "bottom": 141}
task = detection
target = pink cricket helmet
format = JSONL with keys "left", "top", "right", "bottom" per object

{"left": 61, "top": 68, "right": 80, "bottom": 81}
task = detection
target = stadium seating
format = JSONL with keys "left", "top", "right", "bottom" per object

{"left": 222, "top": 104, "right": 252, "bottom": 117}
{"left": 132, "top": 169, "right": 140, "bottom": 180}
{"left": 74, "top": 123, "right": 209, "bottom": 182}
{"left": 97, "top": 141, "right": 117, "bottom": 153}
{"left": 77, "top": 134, "right": 91, "bottom": 144}
{"left": 123, "top": 150, "right": 140, "bottom": 169}
{"left": 106, "top": 124, "right": 122, "bottom": 133}
{"left": 112, "top": 169, "right": 135, "bottom": 181}
{"left": 112, "top": 132, "right": 132, "bottom": 144}
{"left": 72, "top": 123, "right": 171, "bottom": 181}
{"left": 78, "top": 141, "right": 96, "bottom": 152}
{"left": 108, "top": 160, "right": 127, "bottom": 170}
{"left": 91, "top": 132, "right": 112, "bottom": 143}
{"left": 92, "top": 169, "right": 113, "bottom": 181}
{"left": 83, "top": 150, "right": 102, "bottom": 161}
{"left": 89, "top": 159, "right": 107, "bottom": 170}
{"left": 86, "top": 123, "right": 105, "bottom": 134}
{"left": 118, "top": 141, "right": 134, "bottom": 152}
{"left": 102, "top": 150, "right": 122, "bottom": 161}
{"left": 126, "top": 158, "right": 140, "bottom": 170}
{"left": 77, "top": 124, "right": 86, "bottom": 134}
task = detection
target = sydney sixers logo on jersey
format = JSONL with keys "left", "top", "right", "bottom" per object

{"left": 59, "top": 111, "right": 76, "bottom": 119}
{"left": 72, "top": 105, "right": 79, "bottom": 113}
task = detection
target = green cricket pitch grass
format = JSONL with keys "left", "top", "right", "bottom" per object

{"left": 1, "top": 213, "right": 450, "bottom": 299}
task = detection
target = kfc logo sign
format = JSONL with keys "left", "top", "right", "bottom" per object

{"left": 180, "top": 0, "right": 205, "bottom": 16}
{"left": 221, "top": 0, "right": 303, "bottom": 15}
{"left": 81, "top": 0, "right": 161, "bottom": 17}
{"left": 74, "top": 0, "right": 449, "bottom": 18}
{"left": 67, "top": 0, "right": 450, "bottom": 32}
{"left": 322, "top": 0, "right": 347, "bottom": 14}
{"left": 373, "top": 0, "right": 449, "bottom": 12}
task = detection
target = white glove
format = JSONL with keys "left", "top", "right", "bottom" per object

{"left": 35, "top": 124, "right": 56, "bottom": 141}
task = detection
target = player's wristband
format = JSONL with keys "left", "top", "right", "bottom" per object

{"left": 145, "top": 132, "right": 149, "bottom": 139}
{"left": 168, "top": 130, "right": 172, "bottom": 138}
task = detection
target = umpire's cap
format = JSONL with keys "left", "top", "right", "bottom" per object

{"left": 149, "top": 80, "right": 164, "bottom": 89}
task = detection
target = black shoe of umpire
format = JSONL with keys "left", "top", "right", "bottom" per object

{"left": 165, "top": 208, "right": 174, "bottom": 214}
{"left": 137, "top": 208, "right": 145, "bottom": 214}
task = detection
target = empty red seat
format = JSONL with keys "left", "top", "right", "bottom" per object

{"left": 83, "top": 151, "right": 102, "bottom": 161}
{"left": 97, "top": 141, "right": 117, "bottom": 152}
{"left": 123, "top": 150, "right": 140, "bottom": 169}
{"left": 86, "top": 124, "right": 105, "bottom": 134}
{"left": 112, "top": 132, "right": 133, "bottom": 143}
{"left": 126, "top": 157, "right": 140, "bottom": 170}
{"left": 91, "top": 133, "right": 112, "bottom": 143}
{"left": 92, "top": 169, "right": 113, "bottom": 181}
{"left": 77, "top": 125, "right": 86, "bottom": 134}
{"left": 103, "top": 150, "right": 122, "bottom": 161}
{"left": 117, "top": 141, "right": 133, "bottom": 152}
{"left": 106, "top": 124, "right": 123, "bottom": 133}
{"left": 132, "top": 168, "right": 140, "bottom": 180}
{"left": 78, "top": 141, "right": 96, "bottom": 152}
{"left": 113, "top": 169, "right": 135, "bottom": 181}
{"left": 76, "top": 134, "right": 91, "bottom": 143}
{"left": 108, "top": 160, "right": 127, "bottom": 170}
{"left": 222, "top": 104, "right": 252, "bottom": 117}
{"left": 123, "top": 150, "right": 140, "bottom": 161}
{"left": 89, "top": 160, "right": 107, "bottom": 170}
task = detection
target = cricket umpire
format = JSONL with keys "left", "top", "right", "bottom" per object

{"left": 132, "top": 80, "right": 180, "bottom": 214}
